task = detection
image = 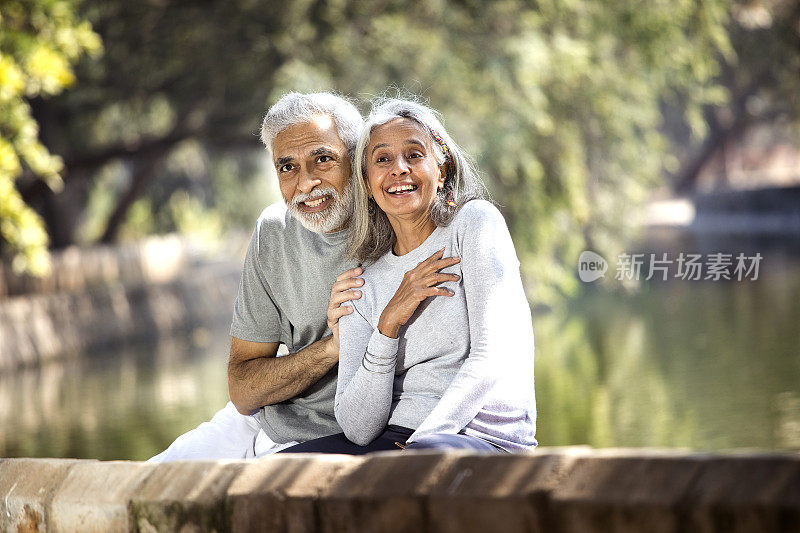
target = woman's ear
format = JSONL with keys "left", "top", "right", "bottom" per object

{"left": 438, "top": 163, "right": 449, "bottom": 190}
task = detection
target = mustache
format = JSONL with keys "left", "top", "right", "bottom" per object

{"left": 291, "top": 187, "right": 340, "bottom": 207}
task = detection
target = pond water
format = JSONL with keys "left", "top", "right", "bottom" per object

{"left": 0, "top": 330, "right": 231, "bottom": 461}
{"left": 535, "top": 232, "right": 800, "bottom": 451}
{"left": 2, "top": 234, "right": 799, "bottom": 460}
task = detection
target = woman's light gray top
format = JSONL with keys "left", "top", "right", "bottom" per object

{"left": 335, "top": 199, "right": 537, "bottom": 451}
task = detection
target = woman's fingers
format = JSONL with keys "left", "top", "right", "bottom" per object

{"left": 423, "top": 287, "right": 454, "bottom": 297}
{"left": 429, "top": 256, "right": 461, "bottom": 271}
{"left": 418, "top": 247, "right": 446, "bottom": 268}
{"left": 381, "top": 250, "right": 457, "bottom": 335}
{"left": 413, "top": 250, "right": 460, "bottom": 276}
{"left": 427, "top": 247, "right": 446, "bottom": 261}
{"left": 425, "top": 273, "right": 460, "bottom": 285}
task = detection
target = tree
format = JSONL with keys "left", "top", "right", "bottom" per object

{"left": 0, "top": 0, "right": 100, "bottom": 273}
{"left": 670, "top": 0, "right": 800, "bottom": 192}
{"left": 20, "top": 0, "right": 294, "bottom": 246}
{"left": 298, "top": 0, "right": 734, "bottom": 301}
{"left": 12, "top": 0, "right": 790, "bottom": 304}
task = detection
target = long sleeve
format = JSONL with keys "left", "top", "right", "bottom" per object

{"left": 408, "top": 201, "right": 533, "bottom": 442}
{"left": 334, "top": 302, "right": 400, "bottom": 446}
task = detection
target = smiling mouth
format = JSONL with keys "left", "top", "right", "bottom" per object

{"left": 387, "top": 184, "right": 418, "bottom": 195}
{"left": 300, "top": 196, "right": 331, "bottom": 211}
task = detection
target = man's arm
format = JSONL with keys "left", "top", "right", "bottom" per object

{"left": 228, "top": 266, "right": 365, "bottom": 415}
{"left": 228, "top": 335, "right": 337, "bottom": 415}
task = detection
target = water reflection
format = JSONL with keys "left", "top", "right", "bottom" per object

{"left": 0, "top": 328, "right": 230, "bottom": 461}
{"left": 536, "top": 249, "right": 800, "bottom": 451}
{"left": 2, "top": 245, "right": 799, "bottom": 458}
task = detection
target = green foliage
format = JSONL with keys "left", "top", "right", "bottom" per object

{"left": 0, "top": 0, "right": 100, "bottom": 273}
{"left": 273, "top": 0, "right": 735, "bottom": 303}
{"left": 8, "top": 0, "right": 798, "bottom": 304}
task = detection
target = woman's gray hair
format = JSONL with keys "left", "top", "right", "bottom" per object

{"left": 260, "top": 92, "right": 363, "bottom": 156}
{"left": 349, "top": 97, "right": 488, "bottom": 263}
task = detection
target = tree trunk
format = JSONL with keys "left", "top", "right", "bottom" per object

{"left": 99, "top": 151, "right": 166, "bottom": 244}
{"left": 672, "top": 112, "right": 749, "bottom": 194}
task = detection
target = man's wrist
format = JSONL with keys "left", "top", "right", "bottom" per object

{"left": 320, "top": 335, "right": 339, "bottom": 363}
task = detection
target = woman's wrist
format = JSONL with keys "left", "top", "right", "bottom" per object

{"left": 377, "top": 314, "right": 399, "bottom": 338}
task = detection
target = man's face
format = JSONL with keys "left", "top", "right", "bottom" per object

{"left": 272, "top": 114, "right": 352, "bottom": 233}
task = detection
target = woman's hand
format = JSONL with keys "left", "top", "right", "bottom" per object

{"left": 326, "top": 266, "right": 364, "bottom": 360}
{"left": 378, "top": 248, "right": 461, "bottom": 338}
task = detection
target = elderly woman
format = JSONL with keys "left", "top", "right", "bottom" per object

{"left": 279, "top": 98, "right": 537, "bottom": 453}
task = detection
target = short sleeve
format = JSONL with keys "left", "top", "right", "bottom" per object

{"left": 229, "top": 222, "right": 283, "bottom": 343}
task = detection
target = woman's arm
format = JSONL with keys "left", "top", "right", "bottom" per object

{"left": 408, "top": 201, "right": 533, "bottom": 441}
{"left": 334, "top": 303, "right": 399, "bottom": 446}
{"left": 335, "top": 251, "right": 462, "bottom": 446}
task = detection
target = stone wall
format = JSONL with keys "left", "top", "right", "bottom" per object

{"left": 1, "top": 448, "right": 798, "bottom": 532}
{"left": 691, "top": 185, "right": 800, "bottom": 235}
{"left": 0, "top": 235, "right": 197, "bottom": 298}
{"left": 0, "top": 235, "right": 242, "bottom": 370}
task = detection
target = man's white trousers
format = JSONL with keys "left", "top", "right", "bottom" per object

{"left": 147, "top": 401, "right": 298, "bottom": 462}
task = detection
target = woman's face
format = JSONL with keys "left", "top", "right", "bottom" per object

{"left": 365, "top": 118, "right": 446, "bottom": 225}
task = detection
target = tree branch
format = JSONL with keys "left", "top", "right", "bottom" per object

{"left": 65, "top": 129, "right": 193, "bottom": 173}
{"left": 99, "top": 149, "right": 167, "bottom": 244}
{"left": 671, "top": 74, "right": 776, "bottom": 194}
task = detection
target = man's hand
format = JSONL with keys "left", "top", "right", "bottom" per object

{"left": 228, "top": 335, "right": 333, "bottom": 415}
{"left": 326, "top": 266, "right": 364, "bottom": 356}
{"left": 227, "top": 267, "right": 364, "bottom": 416}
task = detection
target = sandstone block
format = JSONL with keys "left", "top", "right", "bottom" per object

{"left": 683, "top": 454, "right": 800, "bottom": 533}
{"left": 317, "top": 451, "right": 458, "bottom": 533}
{"left": 227, "top": 454, "right": 360, "bottom": 533}
{"left": 132, "top": 460, "right": 245, "bottom": 532}
{"left": 425, "top": 451, "right": 577, "bottom": 533}
{"left": 0, "top": 458, "right": 87, "bottom": 533}
{"left": 48, "top": 460, "right": 156, "bottom": 532}
{"left": 548, "top": 450, "right": 706, "bottom": 533}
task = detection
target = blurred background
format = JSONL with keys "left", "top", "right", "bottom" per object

{"left": 1, "top": 0, "right": 798, "bottom": 460}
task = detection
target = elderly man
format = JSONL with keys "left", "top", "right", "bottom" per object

{"left": 150, "top": 92, "right": 363, "bottom": 461}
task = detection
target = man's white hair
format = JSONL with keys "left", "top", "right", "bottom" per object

{"left": 260, "top": 92, "right": 363, "bottom": 156}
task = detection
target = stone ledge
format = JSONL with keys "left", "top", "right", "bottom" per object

{"left": 1, "top": 448, "right": 798, "bottom": 532}
{"left": 0, "top": 457, "right": 90, "bottom": 532}
{"left": 49, "top": 461, "right": 157, "bottom": 532}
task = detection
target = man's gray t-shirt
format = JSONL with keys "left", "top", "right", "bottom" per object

{"left": 230, "top": 202, "right": 354, "bottom": 443}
